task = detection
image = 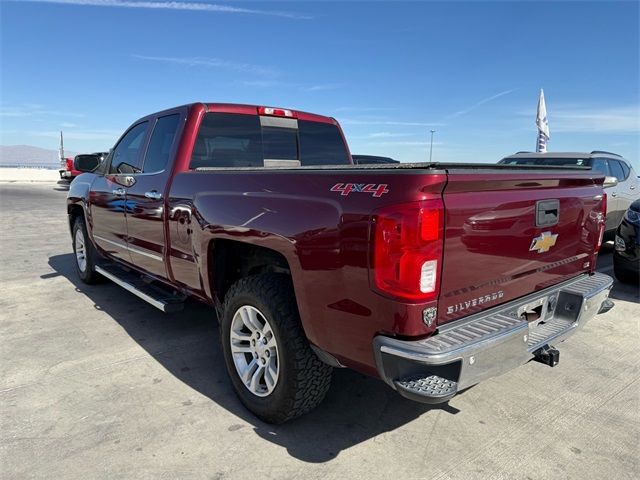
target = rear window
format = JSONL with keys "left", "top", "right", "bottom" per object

{"left": 190, "top": 113, "right": 349, "bottom": 169}
{"left": 299, "top": 120, "right": 349, "bottom": 166}
{"left": 190, "top": 113, "right": 262, "bottom": 169}
{"left": 501, "top": 157, "right": 589, "bottom": 166}
{"left": 262, "top": 126, "right": 298, "bottom": 160}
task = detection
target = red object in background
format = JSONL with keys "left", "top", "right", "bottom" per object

{"left": 65, "top": 157, "right": 82, "bottom": 178}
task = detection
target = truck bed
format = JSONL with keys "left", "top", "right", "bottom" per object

{"left": 169, "top": 165, "right": 605, "bottom": 371}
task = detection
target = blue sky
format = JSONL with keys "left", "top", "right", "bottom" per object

{"left": 1, "top": 0, "right": 638, "bottom": 166}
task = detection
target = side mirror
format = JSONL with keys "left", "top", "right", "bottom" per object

{"left": 603, "top": 176, "right": 618, "bottom": 189}
{"left": 74, "top": 154, "right": 101, "bottom": 173}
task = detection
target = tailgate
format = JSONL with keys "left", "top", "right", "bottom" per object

{"left": 438, "top": 170, "right": 605, "bottom": 325}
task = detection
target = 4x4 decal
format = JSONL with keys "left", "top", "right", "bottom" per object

{"left": 330, "top": 183, "right": 389, "bottom": 197}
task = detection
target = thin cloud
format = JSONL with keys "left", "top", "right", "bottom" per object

{"left": 301, "top": 84, "right": 341, "bottom": 92}
{"left": 368, "top": 141, "right": 443, "bottom": 147}
{"left": 242, "top": 80, "right": 284, "bottom": 88}
{"left": 22, "top": 129, "right": 122, "bottom": 141}
{"left": 333, "top": 107, "right": 398, "bottom": 113}
{"left": 132, "top": 54, "right": 279, "bottom": 78}
{"left": 516, "top": 105, "right": 640, "bottom": 133}
{"left": 550, "top": 106, "right": 639, "bottom": 134}
{"left": 0, "top": 105, "right": 85, "bottom": 118}
{"left": 20, "top": 0, "right": 312, "bottom": 19}
{"left": 242, "top": 80, "right": 341, "bottom": 92}
{"left": 446, "top": 89, "right": 516, "bottom": 119}
{"left": 368, "top": 132, "right": 414, "bottom": 138}
{"left": 340, "top": 118, "right": 446, "bottom": 127}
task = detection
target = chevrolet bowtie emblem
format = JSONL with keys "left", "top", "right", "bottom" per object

{"left": 529, "top": 231, "right": 558, "bottom": 253}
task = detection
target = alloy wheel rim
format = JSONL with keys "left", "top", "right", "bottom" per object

{"left": 229, "top": 305, "right": 279, "bottom": 397}
{"left": 75, "top": 228, "right": 87, "bottom": 272}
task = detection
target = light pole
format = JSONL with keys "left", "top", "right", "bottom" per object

{"left": 429, "top": 129, "right": 436, "bottom": 162}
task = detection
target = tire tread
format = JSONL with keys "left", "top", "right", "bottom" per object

{"left": 221, "top": 274, "right": 332, "bottom": 423}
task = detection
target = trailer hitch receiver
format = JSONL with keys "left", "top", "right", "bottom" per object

{"left": 533, "top": 345, "right": 560, "bottom": 367}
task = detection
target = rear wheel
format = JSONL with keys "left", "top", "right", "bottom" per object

{"left": 72, "top": 217, "right": 100, "bottom": 284}
{"left": 613, "top": 257, "right": 639, "bottom": 284}
{"left": 220, "top": 274, "right": 332, "bottom": 423}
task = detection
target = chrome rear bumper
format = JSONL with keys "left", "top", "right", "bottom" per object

{"left": 373, "top": 272, "right": 613, "bottom": 403}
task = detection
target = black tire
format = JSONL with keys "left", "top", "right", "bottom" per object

{"left": 613, "top": 259, "right": 639, "bottom": 285}
{"left": 72, "top": 217, "right": 101, "bottom": 284}
{"left": 220, "top": 273, "right": 332, "bottom": 424}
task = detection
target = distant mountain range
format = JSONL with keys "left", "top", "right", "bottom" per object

{"left": 0, "top": 145, "right": 78, "bottom": 168}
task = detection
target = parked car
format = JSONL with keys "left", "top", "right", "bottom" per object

{"left": 59, "top": 157, "right": 75, "bottom": 180}
{"left": 499, "top": 151, "right": 639, "bottom": 239}
{"left": 614, "top": 199, "right": 640, "bottom": 283}
{"left": 67, "top": 103, "right": 613, "bottom": 423}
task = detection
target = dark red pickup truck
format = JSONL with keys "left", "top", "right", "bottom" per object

{"left": 68, "top": 103, "right": 614, "bottom": 423}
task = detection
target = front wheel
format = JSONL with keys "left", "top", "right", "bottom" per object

{"left": 220, "top": 274, "right": 332, "bottom": 424}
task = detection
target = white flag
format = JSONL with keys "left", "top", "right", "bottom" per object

{"left": 536, "top": 89, "right": 550, "bottom": 153}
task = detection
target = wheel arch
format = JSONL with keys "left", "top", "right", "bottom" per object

{"left": 208, "top": 239, "right": 292, "bottom": 305}
{"left": 67, "top": 203, "right": 85, "bottom": 234}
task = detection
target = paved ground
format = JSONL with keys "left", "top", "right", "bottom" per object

{"left": 1, "top": 182, "right": 638, "bottom": 480}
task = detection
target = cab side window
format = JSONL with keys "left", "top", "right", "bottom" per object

{"left": 143, "top": 114, "right": 181, "bottom": 173}
{"left": 609, "top": 159, "right": 628, "bottom": 181}
{"left": 619, "top": 161, "right": 631, "bottom": 180}
{"left": 110, "top": 122, "right": 149, "bottom": 174}
{"left": 590, "top": 158, "right": 610, "bottom": 176}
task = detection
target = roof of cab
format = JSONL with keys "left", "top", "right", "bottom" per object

{"left": 140, "top": 102, "right": 338, "bottom": 125}
{"left": 203, "top": 102, "right": 337, "bottom": 125}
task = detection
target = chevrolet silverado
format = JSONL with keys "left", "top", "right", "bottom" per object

{"left": 67, "top": 103, "right": 614, "bottom": 423}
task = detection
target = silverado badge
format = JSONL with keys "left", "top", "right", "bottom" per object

{"left": 529, "top": 231, "right": 558, "bottom": 253}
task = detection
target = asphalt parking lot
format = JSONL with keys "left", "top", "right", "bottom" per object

{"left": 1, "top": 181, "right": 638, "bottom": 480}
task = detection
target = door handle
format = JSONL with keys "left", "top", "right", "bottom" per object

{"left": 112, "top": 188, "right": 125, "bottom": 196}
{"left": 631, "top": 185, "right": 636, "bottom": 190}
{"left": 144, "top": 190, "right": 162, "bottom": 200}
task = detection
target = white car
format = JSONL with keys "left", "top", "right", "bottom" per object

{"left": 499, "top": 151, "right": 639, "bottom": 238}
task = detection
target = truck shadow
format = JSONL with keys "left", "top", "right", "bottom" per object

{"left": 53, "top": 180, "right": 70, "bottom": 192}
{"left": 46, "top": 253, "right": 459, "bottom": 463}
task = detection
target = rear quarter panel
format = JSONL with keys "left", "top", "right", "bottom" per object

{"left": 168, "top": 169, "right": 446, "bottom": 375}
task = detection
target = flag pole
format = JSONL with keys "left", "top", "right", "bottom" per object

{"left": 59, "top": 131, "right": 64, "bottom": 162}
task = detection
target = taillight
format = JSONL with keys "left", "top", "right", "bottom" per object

{"left": 258, "top": 106, "right": 297, "bottom": 118}
{"left": 596, "top": 192, "right": 607, "bottom": 251}
{"left": 66, "top": 158, "right": 73, "bottom": 170}
{"left": 371, "top": 199, "right": 444, "bottom": 302}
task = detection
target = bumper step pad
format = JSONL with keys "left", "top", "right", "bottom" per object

{"left": 394, "top": 375, "right": 458, "bottom": 404}
{"left": 375, "top": 272, "right": 613, "bottom": 405}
